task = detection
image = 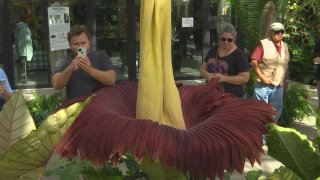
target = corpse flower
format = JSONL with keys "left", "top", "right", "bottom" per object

{"left": 56, "top": 80, "right": 274, "bottom": 179}
{"left": 55, "top": 0, "right": 274, "bottom": 179}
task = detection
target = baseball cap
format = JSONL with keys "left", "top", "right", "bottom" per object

{"left": 270, "top": 22, "right": 285, "bottom": 31}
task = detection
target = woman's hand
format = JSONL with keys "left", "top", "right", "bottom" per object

{"left": 212, "top": 73, "right": 224, "bottom": 82}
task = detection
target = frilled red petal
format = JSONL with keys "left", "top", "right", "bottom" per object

{"left": 55, "top": 80, "right": 274, "bottom": 179}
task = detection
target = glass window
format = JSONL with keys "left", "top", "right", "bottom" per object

{"left": 135, "top": 0, "right": 202, "bottom": 80}
{"left": 7, "top": 0, "right": 205, "bottom": 87}
{"left": 10, "top": 0, "right": 50, "bottom": 86}
{"left": 135, "top": 0, "right": 140, "bottom": 79}
{"left": 97, "top": 0, "right": 128, "bottom": 81}
{"left": 72, "top": 0, "right": 129, "bottom": 81}
{"left": 9, "top": 0, "right": 130, "bottom": 87}
{"left": 172, "top": 0, "right": 202, "bottom": 79}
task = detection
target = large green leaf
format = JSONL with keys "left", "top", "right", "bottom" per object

{"left": 267, "top": 123, "right": 320, "bottom": 180}
{"left": 267, "top": 166, "right": 302, "bottom": 180}
{"left": 0, "top": 90, "right": 36, "bottom": 158}
{"left": 0, "top": 96, "right": 91, "bottom": 179}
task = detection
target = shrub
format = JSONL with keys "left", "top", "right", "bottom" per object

{"left": 26, "top": 91, "right": 62, "bottom": 127}
{"left": 278, "top": 82, "right": 315, "bottom": 126}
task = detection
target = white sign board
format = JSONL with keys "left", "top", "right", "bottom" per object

{"left": 48, "top": 7, "right": 70, "bottom": 51}
{"left": 182, "top": 17, "right": 193, "bottom": 28}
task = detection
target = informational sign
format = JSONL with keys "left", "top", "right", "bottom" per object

{"left": 48, "top": 7, "right": 70, "bottom": 51}
{"left": 182, "top": 17, "right": 193, "bottom": 28}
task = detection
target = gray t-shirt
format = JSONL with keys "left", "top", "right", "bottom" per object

{"left": 54, "top": 51, "right": 114, "bottom": 101}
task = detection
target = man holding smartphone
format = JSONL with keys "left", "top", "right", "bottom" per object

{"left": 0, "top": 68, "right": 13, "bottom": 111}
{"left": 52, "top": 25, "right": 116, "bottom": 101}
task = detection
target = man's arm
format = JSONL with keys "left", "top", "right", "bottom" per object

{"left": 52, "top": 69, "right": 73, "bottom": 90}
{"left": 251, "top": 59, "right": 271, "bottom": 84}
{"left": 52, "top": 58, "right": 79, "bottom": 90}
{"left": 88, "top": 68, "right": 116, "bottom": 85}
{"left": 78, "top": 57, "right": 116, "bottom": 85}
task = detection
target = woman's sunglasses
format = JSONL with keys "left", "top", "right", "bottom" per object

{"left": 220, "top": 37, "right": 234, "bottom": 42}
{"left": 273, "top": 30, "right": 284, "bottom": 34}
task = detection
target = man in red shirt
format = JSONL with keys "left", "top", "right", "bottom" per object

{"left": 251, "top": 22, "right": 290, "bottom": 123}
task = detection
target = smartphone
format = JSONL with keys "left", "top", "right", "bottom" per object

{"left": 0, "top": 79, "right": 5, "bottom": 85}
{"left": 77, "top": 47, "right": 87, "bottom": 58}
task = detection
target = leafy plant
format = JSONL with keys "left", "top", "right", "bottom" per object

{"left": 45, "top": 153, "right": 147, "bottom": 180}
{"left": 45, "top": 158, "right": 123, "bottom": 180}
{"left": 284, "top": 0, "right": 320, "bottom": 84}
{"left": 266, "top": 123, "right": 320, "bottom": 180}
{"left": 267, "top": 166, "right": 303, "bottom": 180}
{"left": 230, "top": 0, "right": 271, "bottom": 52}
{"left": 278, "top": 82, "right": 315, "bottom": 126}
{"left": 0, "top": 93, "right": 91, "bottom": 179}
{"left": 245, "top": 170, "right": 262, "bottom": 180}
{"left": 26, "top": 91, "right": 62, "bottom": 127}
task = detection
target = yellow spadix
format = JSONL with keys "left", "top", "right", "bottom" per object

{"left": 136, "top": 0, "right": 185, "bottom": 130}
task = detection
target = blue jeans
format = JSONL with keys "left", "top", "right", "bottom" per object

{"left": 253, "top": 83, "right": 283, "bottom": 123}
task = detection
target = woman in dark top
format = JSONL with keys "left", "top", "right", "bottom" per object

{"left": 200, "top": 23, "right": 249, "bottom": 97}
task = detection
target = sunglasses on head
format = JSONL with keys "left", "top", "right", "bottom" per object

{"left": 220, "top": 37, "right": 234, "bottom": 42}
{"left": 273, "top": 29, "right": 284, "bottom": 34}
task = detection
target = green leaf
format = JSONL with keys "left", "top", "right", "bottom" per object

{"left": 267, "top": 123, "right": 320, "bottom": 180}
{"left": 0, "top": 96, "right": 91, "bottom": 179}
{"left": 267, "top": 166, "right": 302, "bottom": 180}
{"left": 122, "top": 153, "right": 141, "bottom": 174}
{"left": 0, "top": 90, "right": 36, "bottom": 157}
{"left": 59, "top": 161, "right": 90, "bottom": 180}
{"left": 245, "top": 170, "right": 262, "bottom": 180}
{"left": 140, "top": 155, "right": 186, "bottom": 180}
